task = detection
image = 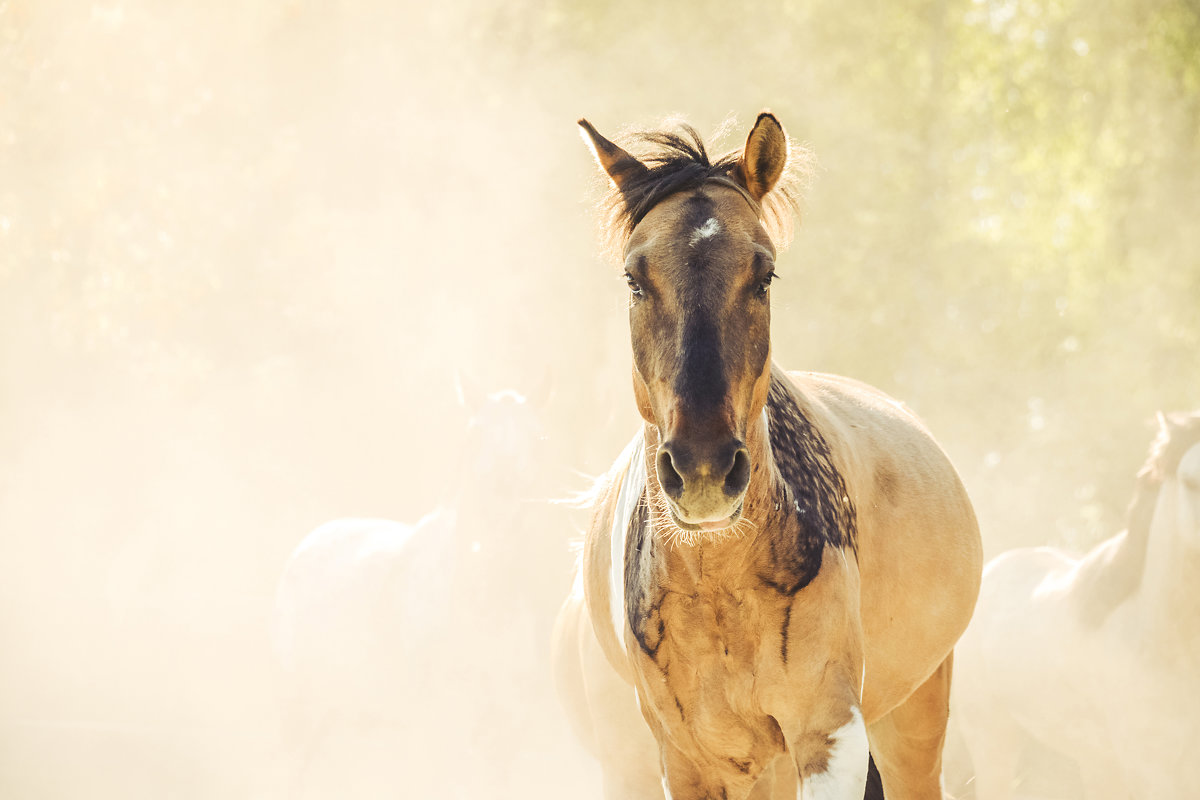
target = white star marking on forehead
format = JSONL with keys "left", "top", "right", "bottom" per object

{"left": 689, "top": 217, "right": 721, "bottom": 247}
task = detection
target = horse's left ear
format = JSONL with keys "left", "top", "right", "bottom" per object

{"left": 736, "top": 112, "right": 788, "bottom": 202}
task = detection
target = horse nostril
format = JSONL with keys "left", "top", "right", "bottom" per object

{"left": 724, "top": 448, "right": 750, "bottom": 497}
{"left": 657, "top": 448, "right": 684, "bottom": 499}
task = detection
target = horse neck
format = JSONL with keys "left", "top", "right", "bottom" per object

{"left": 1135, "top": 480, "right": 1200, "bottom": 665}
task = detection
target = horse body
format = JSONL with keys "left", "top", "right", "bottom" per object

{"left": 954, "top": 546, "right": 1121, "bottom": 798}
{"left": 955, "top": 412, "right": 1200, "bottom": 800}
{"left": 273, "top": 512, "right": 460, "bottom": 727}
{"left": 273, "top": 389, "right": 581, "bottom": 798}
{"left": 564, "top": 369, "right": 979, "bottom": 800}
{"left": 554, "top": 115, "right": 982, "bottom": 800}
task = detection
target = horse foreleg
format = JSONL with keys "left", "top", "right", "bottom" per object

{"left": 866, "top": 653, "right": 953, "bottom": 800}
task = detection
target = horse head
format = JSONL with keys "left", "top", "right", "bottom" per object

{"left": 579, "top": 114, "right": 801, "bottom": 534}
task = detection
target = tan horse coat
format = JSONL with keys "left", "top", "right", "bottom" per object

{"left": 553, "top": 114, "right": 982, "bottom": 800}
{"left": 556, "top": 369, "right": 981, "bottom": 799}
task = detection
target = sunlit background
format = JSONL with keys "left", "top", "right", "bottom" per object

{"left": 1, "top": 0, "right": 1197, "bottom": 797}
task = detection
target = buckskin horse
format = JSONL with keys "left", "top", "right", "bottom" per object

{"left": 551, "top": 113, "right": 983, "bottom": 800}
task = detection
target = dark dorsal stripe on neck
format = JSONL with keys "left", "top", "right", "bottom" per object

{"left": 759, "top": 374, "right": 859, "bottom": 596}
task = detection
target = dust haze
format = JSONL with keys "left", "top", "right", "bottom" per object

{"left": 1, "top": 1, "right": 1196, "bottom": 798}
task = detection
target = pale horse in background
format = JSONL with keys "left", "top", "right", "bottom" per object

{"left": 954, "top": 411, "right": 1200, "bottom": 800}
{"left": 272, "top": 385, "right": 583, "bottom": 799}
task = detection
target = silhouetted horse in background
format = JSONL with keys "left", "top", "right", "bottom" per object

{"left": 273, "top": 387, "right": 583, "bottom": 798}
{"left": 955, "top": 411, "right": 1200, "bottom": 800}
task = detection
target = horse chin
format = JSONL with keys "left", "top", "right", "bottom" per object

{"left": 668, "top": 500, "right": 744, "bottom": 534}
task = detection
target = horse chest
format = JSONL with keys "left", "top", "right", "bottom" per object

{"left": 662, "top": 587, "right": 775, "bottom": 678}
{"left": 630, "top": 583, "right": 793, "bottom": 770}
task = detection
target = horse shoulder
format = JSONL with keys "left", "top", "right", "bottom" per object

{"left": 781, "top": 369, "right": 980, "bottom": 588}
{"left": 780, "top": 370, "right": 983, "bottom": 718}
{"left": 780, "top": 371, "right": 973, "bottom": 528}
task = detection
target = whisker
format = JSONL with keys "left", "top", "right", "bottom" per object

{"left": 643, "top": 484, "right": 757, "bottom": 548}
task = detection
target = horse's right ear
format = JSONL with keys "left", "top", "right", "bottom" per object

{"left": 578, "top": 119, "right": 648, "bottom": 192}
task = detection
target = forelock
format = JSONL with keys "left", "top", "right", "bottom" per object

{"left": 592, "top": 120, "right": 812, "bottom": 262}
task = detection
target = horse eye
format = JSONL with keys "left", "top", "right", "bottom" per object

{"left": 756, "top": 271, "right": 777, "bottom": 297}
{"left": 625, "top": 272, "right": 644, "bottom": 297}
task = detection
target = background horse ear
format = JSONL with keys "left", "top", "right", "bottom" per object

{"left": 736, "top": 111, "right": 788, "bottom": 202}
{"left": 578, "top": 119, "right": 648, "bottom": 192}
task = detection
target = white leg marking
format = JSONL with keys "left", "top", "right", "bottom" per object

{"left": 799, "top": 707, "right": 870, "bottom": 800}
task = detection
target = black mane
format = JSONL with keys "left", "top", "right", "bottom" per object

{"left": 614, "top": 127, "right": 744, "bottom": 235}
{"left": 757, "top": 373, "right": 859, "bottom": 597}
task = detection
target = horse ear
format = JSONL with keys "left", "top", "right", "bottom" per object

{"left": 578, "top": 119, "right": 648, "bottom": 192}
{"left": 736, "top": 112, "right": 788, "bottom": 202}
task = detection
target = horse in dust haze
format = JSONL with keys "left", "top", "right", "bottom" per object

{"left": 273, "top": 387, "right": 579, "bottom": 798}
{"left": 954, "top": 411, "right": 1200, "bottom": 800}
{"left": 551, "top": 113, "right": 983, "bottom": 800}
